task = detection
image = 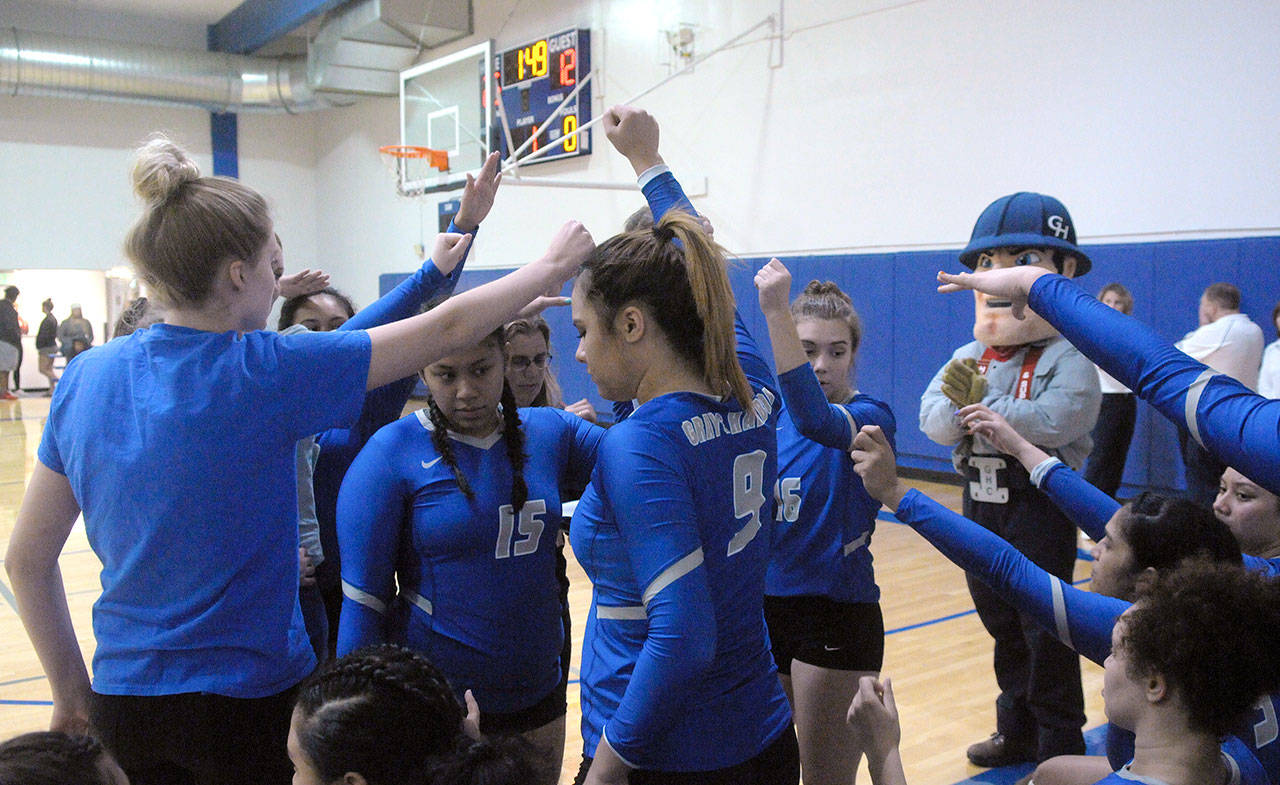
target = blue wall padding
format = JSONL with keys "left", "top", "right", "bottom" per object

{"left": 381, "top": 234, "right": 1280, "bottom": 496}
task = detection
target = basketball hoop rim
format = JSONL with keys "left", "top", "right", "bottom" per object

{"left": 378, "top": 144, "right": 446, "bottom": 159}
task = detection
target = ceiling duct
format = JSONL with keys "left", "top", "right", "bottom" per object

{"left": 308, "top": 0, "right": 472, "bottom": 96}
{"left": 0, "top": 26, "right": 334, "bottom": 112}
{"left": 0, "top": 0, "right": 471, "bottom": 112}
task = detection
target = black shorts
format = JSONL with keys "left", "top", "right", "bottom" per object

{"left": 572, "top": 724, "right": 799, "bottom": 785}
{"left": 89, "top": 685, "right": 298, "bottom": 785}
{"left": 478, "top": 678, "right": 567, "bottom": 735}
{"left": 763, "top": 595, "right": 884, "bottom": 674}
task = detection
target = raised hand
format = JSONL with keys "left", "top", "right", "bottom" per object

{"left": 462, "top": 689, "right": 482, "bottom": 740}
{"left": 603, "top": 105, "right": 663, "bottom": 174}
{"left": 754, "top": 258, "right": 792, "bottom": 316}
{"left": 454, "top": 151, "right": 502, "bottom": 232}
{"left": 847, "top": 676, "right": 903, "bottom": 776}
{"left": 940, "top": 357, "right": 988, "bottom": 408}
{"left": 850, "top": 425, "right": 908, "bottom": 511}
{"left": 431, "top": 232, "right": 474, "bottom": 277}
{"left": 937, "top": 266, "right": 1052, "bottom": 320}
{"left": 277, "top": 268, "right": 330, "bottom": 300}
{"left": 958, "top": 403, "right": 1049, "bottom": 469}
{"left": 565, "top": 398, "right": 598, "bottom": 423}
{"left": 539, "top": 220, "right": 594, "bottom": 283}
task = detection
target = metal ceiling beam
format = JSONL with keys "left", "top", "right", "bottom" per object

{"left": 208, "top": 0, "right": 349, "bottom": 54}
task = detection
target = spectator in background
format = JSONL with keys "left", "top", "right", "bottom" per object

{"left": 1082, "top": 283, "right": 1137, "bottom": 499}
{"left": 35, "top": 298, "right": 58, "bottom": 396}
{"left": 1174, "top": 283, "right": 1264, "bottom": 507}
{"left": 1260, "top": 301, "right": 1280, "bottom": 399}
{"left": 58, "top": 303, "right": 94, "bottom": 362}
{"left": 0, "top": 287, "right": 20, "bottom": 400}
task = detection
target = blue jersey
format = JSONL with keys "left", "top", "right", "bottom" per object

{"left": 313, "top": 224, "right": 473, "bottom": 555}
{"left": 336, "top": 406, "right": 601, "bottom": 713}
{"left": 767, "top": 364, "right": 895, "bottom": 602}
{"left": 38, "top": 325, "right": 370, "bottom": 697}
{"left": 1093, "top": 747, "right": 1265, "bottom": 785}
{"left": 570, "top": 367, "right": 792, "bottom": 770}
{"left": 1028, "top": 274, "right": 1280, "bottom": 495}
{"left": 895, "top": 489, "right": 1280, "bottom": 783}
{"left": 570, "top": 164, "right": 791, "bottom": 770}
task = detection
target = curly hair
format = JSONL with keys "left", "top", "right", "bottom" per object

{"left": 424, "top": 735, "right": 538, "bottom": 785}
{"left": 1120, "top": 561, "right": 1280, "bottom": 737}
{"left": 293, "top": 644, "right": 465, "bottom": 785}
{"left": 0, "top": 732, "right": 115, "bottom": 785}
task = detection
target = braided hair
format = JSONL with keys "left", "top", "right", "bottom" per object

{"left": 0, "top": 732, "right": 116, "bottom": 785}
{"left": 426, "top": 326, "right": 528, "bottom": 513}
{"left": 293, "top": 644, "right": 465, "bottom": 785}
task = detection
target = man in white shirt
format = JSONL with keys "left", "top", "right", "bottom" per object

{"left": 1174, "top": 282, "right": 1263, "bottom": 505}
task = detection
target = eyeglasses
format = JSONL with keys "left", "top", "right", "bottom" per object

{"left": 509, "top": 353, "right": 552, "bottom": 371}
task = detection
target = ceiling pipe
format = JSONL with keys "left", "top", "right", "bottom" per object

{"left": 0, "top": 26, "right": 344, "bottom": 113}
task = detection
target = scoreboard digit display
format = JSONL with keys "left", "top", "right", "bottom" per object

{"left": 492, "top": 29, "right": 591, "bottom": 165}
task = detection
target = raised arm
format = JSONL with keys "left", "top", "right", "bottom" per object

{"left": 756, "top": 258, "right": 893, "bottom": 450}
{"left": 364, "top": 220, "right": 592, "bottom": 389}
{"left": 850, "top": 425, "right": 1124, "bottom": 665}
{"left": 939, "top": 268, "right": 1280, "bottom": 494}
{"left": 334, "top": 435, "right": 409, "bottom": 655}
{"left": 343, "top": 152, "right": 502, "bottom": 333}
{"left": 5, "top": 462, "right": 92, "bottom": 734}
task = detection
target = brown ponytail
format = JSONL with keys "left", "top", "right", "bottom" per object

{"left": 579, "top": 210, "right": 752, "bottom": 411}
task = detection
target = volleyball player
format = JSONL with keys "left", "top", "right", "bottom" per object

{"left": 754, "top": 259, "right": 895, "bottom": 784}
{"left": 569, "top": 105, "right": 797, "bottom": 785}
{"left": 0, "top": 732, "right": 129, "bottom": 785}
{"left": 850, "top": 424, "right": 1279, "bottom": 784}
{"left": 282, "top": 151, "right": 503, "bottom": 656}
{"left": 849, "top": 562, "right": 1280, "bottom": 785}
{"left": 3, "top": 136, "right": 591, "bottom": 784}
{"left": 289, "top": 644, "right": 536, "bottom": 785}
{"left": 335, "top": 322, "right": 603, "bottom": 785}
{"left": 936, "top": 266, "right": 1280, "bottom": 493}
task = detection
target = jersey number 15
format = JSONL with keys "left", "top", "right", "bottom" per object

{"left": 495, "top": 499, "right": 547, "bottom": 559}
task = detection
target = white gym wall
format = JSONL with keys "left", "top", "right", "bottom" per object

{"left": 2, "top": 0, "right": 1277, "bottom": 313}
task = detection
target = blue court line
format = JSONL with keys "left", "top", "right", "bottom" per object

{"left": 0, "top": 699, "right": 53, "bottom": 706}
{"left": 0, "top": 675, "right": 46, "bottom": 688}
{"left": 887, "top": 576, "right": 1091, "bottom": 637}
{"left": 0, "top": 573, "right": 17, "bottom": 614}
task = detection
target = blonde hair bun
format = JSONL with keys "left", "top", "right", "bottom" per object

{"left": 131, "top": 136, "right": 202, "bottom": 204}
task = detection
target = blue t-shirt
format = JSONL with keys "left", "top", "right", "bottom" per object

{"left": 767, "top": 364, "right": 895, "bottom": 602}
{"left": 336, "top": 406, "right": 602, "bottom": 713}
{"left": 38, "top": 324, "right": 371, "bottom": 697}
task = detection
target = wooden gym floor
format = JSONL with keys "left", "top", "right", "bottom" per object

{"left": 0, "top": 396, "right": 1104, "bottom": 785}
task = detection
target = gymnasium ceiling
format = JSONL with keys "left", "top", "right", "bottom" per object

{"left": 29, "top": 0, "right": 246, "bottom": 25}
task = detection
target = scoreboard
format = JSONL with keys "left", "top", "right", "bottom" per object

{"left": 491, "top": 29, "right": 591, "bottom": 165}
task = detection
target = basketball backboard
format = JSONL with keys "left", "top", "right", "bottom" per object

{"left": 397, "top": 41, "right": 492, "bottom": 196}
